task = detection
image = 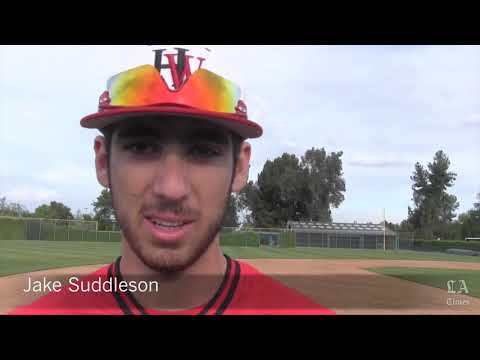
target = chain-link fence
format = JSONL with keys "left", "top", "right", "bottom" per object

{"left": 293, "top": 231, "right": 396, "bottom": 249}
{"left": 220, "top": 227, "right": 295, "bottom": 247}
{"left": 0, "top": 216, "right": 120, "bottom": 242}
{"left": 397, "top": 231, "right": 415, "bottom": 250}
{"left": 1, "top": 216, "right": 416, "bottom": 250}
{"left": 221, "top": 227, "right": 414, "bottom": 250}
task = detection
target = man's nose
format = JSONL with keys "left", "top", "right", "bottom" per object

{"left": 151, "top": 151, "right": 190, "bottom": 202}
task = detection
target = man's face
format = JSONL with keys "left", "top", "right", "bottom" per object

{"left": 94, "top": 117, "right": 251, "bottom": 273}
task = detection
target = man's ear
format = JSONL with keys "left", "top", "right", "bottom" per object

{"left": 231, "top": 141, "right": 251, "bottom": 193}
{"left": 94, "top": 136, "right": 110, "bottom": 188}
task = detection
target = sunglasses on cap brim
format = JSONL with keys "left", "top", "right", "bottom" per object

{"left": 80, "top": 65, "right": 263, "bottom": 139}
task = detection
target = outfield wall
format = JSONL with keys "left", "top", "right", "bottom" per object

{"left": 0, "top": 218, "right": 25, "bottom": 240}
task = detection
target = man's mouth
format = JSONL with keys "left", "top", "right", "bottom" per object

{"left": 148, "top": 219, "right": 186, "bottom": 228}
{"left": 143, "top": 214, "right": 196, "bottom": 242}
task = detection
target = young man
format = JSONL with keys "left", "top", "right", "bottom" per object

{"left": 11, "top": 48, "right": 334, "bottom": 315}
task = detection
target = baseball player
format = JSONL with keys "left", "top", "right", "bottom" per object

{"left": 11, "top": 48, "right": 335, "bottom": 315}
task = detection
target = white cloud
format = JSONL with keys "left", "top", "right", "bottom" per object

{"left": 39, "top": 165, "right": 95, "bottom": 185}
{"left": 348, "top": 159, "right": 411, "bottom": 168}
{"left": 345, "top": 152, "right": 414, "bottom": 171}
{"left": 5, "top": 186, "right": 59, "bottom": 204}
{"left": 464, "top": 113, "right": 480, "bottom": 127}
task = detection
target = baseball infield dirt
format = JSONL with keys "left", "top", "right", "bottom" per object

{"left": 2, "top": 259, "right": 480, "bottom": 315}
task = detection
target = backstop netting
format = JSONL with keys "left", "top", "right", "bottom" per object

{"left": 293, "top": 231, "right": 397, "bottom": 249}
{"left": 220, "top": 228, "right": 414, "bottom": 250}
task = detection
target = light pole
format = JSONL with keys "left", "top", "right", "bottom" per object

{"left": 383, "top": 208, "right": 386, "bottom": 251}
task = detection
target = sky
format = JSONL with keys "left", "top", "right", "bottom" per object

{"left": 1, "top": 45, "right": 479, "bottom": 224}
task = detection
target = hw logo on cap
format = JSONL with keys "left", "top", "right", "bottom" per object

{"left": 96, "top": 46, "right": 249, "bottom": 121}
{"left": 84, "top": 46, "right": 263, "bottom": 139}
{"left": 152, "top": 47, "right": 206, "bottom": 90}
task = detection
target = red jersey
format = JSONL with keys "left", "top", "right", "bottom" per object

{"left": 10, "top": 255, "right": 335, "bottom": 315}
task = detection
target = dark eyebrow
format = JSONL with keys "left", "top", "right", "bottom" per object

{"left": 116, "top": 124, "right": 157, "bottom": 139}
{"left": 185, "top": 128, "right": 230, "bottom": 145}
{"left": 115, "top": 123, "right": 230, "bottom": 145}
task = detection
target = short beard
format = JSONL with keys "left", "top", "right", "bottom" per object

{"left": 110, "top": 178, "right": 232, "bottom": 274}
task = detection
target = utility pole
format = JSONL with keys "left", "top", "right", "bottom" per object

{"left": 383, "top": 208, "right": 386, "bottom": 251}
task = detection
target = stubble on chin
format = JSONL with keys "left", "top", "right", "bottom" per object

{"left": 116, "top": 201, "right": 227, "bottom": 274}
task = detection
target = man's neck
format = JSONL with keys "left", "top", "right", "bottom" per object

{"left": 119, "top": 236, "right": 228, "bottom": 312}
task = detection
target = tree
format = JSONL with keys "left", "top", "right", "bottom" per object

{"left": 92, "top": 189, "right": 115, "bottom": 230}
{"left": 0, "top": 197, "right": 30, "bottom": 217}
{"left": 399, "top": 218, "right": 414, "bottom": 232}
{"left": 254, "top": 153, "right": 308, "bottom": 227}
{"left": 407, "top": 162, "right": 431, "bottom": 231}
{"left": 474, "top": 192, "right": 480, "bottom": 211}
{"left": 222, "top": 194, "right": 239, "bottom": 227}
{"left": 238, "top": 181, "right": 262, "bottom": 226}
{"left": 74, "top": 209, "right": 82, "bottom": 220}
{"left": 82, "top": 214, "right": 94, "bottom": 222}
{"left": 407, "top": 150, "right": 459, "bottom": 239}
{"left": 250, "top": 153, "right": 309, "bottom": 226}
{"left": 301, "top": 148, "right": 345, "bottom": 222}
{"left": 34, "top": 204, "right": 52, "bottom": 219}
{"left": 33, "top": 201, "right": 74, "bottom": 220}
{"left": 238, "top": 148, "right": 346, "bottom": 227}
{"left": 458, "top": 193, "right": 480, "bottom": 239}
{"left": 428, "top": 150, "right": 459, "bottom": 224}
{"left": 0, "top": 197, "right": 6, "bottom": 213}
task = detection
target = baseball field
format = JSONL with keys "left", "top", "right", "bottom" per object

{"left": 2, "top": 238, "right": 480, "bottom": 314}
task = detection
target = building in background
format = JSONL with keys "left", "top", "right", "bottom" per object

{"left": 286, "top": 221, "right": 403, "bottom": 250}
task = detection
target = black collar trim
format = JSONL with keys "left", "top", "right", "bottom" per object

{"left": 197, "top": 254, "right": 232, "bottom": 315}
{"left": 215, "top": 258, "right": 241, "bottom": 315}
{"left": 110, "top": 254, "right": 239, "bottom": 315}
{"left": 114, "top": 257, "right": 147, "bottom": 315}
{"left": 107, "top": 262, "right": 132, "bottom": 315}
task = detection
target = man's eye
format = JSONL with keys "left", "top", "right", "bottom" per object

{"left": 189, "top": 144, "right": 222, "bottom": 158}
{"left": 123, "top": 142, "right": 159, "bottom": 154}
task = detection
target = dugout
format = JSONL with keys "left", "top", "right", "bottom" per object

{"left": 287, "top": 221, "right": 397, "bottom": 250}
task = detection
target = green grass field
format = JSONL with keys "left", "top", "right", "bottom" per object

{"left": 2, "top": 240, "right": 480, "bottom": 277}
{"left": 368, "top": 267, "right": 480, "bottom": 299}
{"left": 0, "top": 240, "right": 122, "bottom": 277}
{"left": 222, "top": 246, "right": 480, "bottom": 262}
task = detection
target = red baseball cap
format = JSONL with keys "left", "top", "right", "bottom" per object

{"left": 80, "top": 48, "right": 263, "bottom": 139}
